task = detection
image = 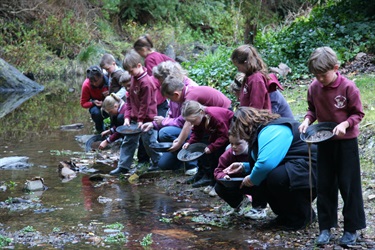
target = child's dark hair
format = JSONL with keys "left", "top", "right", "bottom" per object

{"left": 133, "top": 34, "right": 154, "bottom": 53}
{"left": 123, "top": 49, "right": 142, "bottom": 71}
{"left": 100, "top": 53, "right": 116, "bottom": 68}
{"left": 308, "top": 46, "right": 339, "bottom": 74}
{"left": 161, "top": 75, "right": 184, "bottom": 96}
{"left": 86, "top": 65, "right": 103, "bottom": 81}
{"left": 231, "top": 45, "right": 268, "bottom": 76}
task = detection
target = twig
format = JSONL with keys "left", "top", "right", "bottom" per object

{"left": 10, "top": 0, "right": 44, "bottom": 14}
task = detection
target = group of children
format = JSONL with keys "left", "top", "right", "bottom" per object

{"left": 80, "top": 36, "right": 366, "bottom": 247}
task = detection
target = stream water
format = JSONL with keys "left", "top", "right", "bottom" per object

{"left": 0, "top": 86, "right": 254, "bottom": 249}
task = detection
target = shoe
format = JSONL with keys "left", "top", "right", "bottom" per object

{"left": 208, "top": 188, "right": 217, "bottom": 197}
{"left": 203, "top": 185, "right": 213, "bottom": 194}
{"left": 191, "top": 175, "right": 211, "bottom": 188}
{"left": 339, "top": 231, "right": 357, "bottom": 246}
{"left": 147, "top": 163, "right": 160, "bottom": 172}
{"left": 109, "top": 167, "right": 129, "bottom": 176}
{"left": 244, "top": 207, "right": 267, "bottom": 220}
{"left": 237, "top": 196, "right": 252, "bottom": 215}
{"left": 316, "top": 229, "right": 332, "bottom": 245}
{"left": 185, "top": 167, "right": 198, "bottom": 176}
{"left": 184, "top": 170, "right": 204, "bottom": 184}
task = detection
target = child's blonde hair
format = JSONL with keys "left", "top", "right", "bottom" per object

{"left": 123, "top": 49, "right": 142, "bottom": 70}
{"left": 100, "top": 53, "right": 116, "bottom": 68}
{"left": 133, "top": 34, "right": 154, "bottom": 53}
{"left": 181, "top": 100, "right": 205, "bottom": 118}
{"left": 229, "top": 72, "right": 245, "bottom": 93}
{"left": 161, "top": 75, "right": 185, "bottom": 96}
{"left": 308, "top": 46, "right": 339, "bottom": 74}
{"left": 231, "top": 45, "right": 268, "bottom": 76}
{"left": 153, "top": 61, "right": 186, "bottom": 83}
{"left": 101, "top": 93, "right": 122, "bottom": 113}
{"left": 119, "top": 71, "right": 131, "bottom": 85}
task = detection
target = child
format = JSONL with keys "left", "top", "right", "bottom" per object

{"left": 214, "top": 130, "right": 267, "bottom": 219}
{"left": 109, "top": 49, "right": 162, "bottom": 175}
{"left": 299, "top": 47, "right": 366, "bottom": 246}
{"left": 134, "top": 35, "right": 170, "bottom": 129}
{"left": 98, "top": 93, "right": 126, "bottom": 150}
{"left": 161, "top": 74, "right": 231, "bottom": 154}
{"left": 100, "top": 53, "right": 126, "bottom": 100}
{"left": 230, "top": 71, "right": 294, "bottom": 119}
{"left": 142, "top": 61, "right": 199, "bottom": 172}
{"left": 133, "top": 34, "right": 175, "bottom": 76}
{"left": 80, "top": 65, "right": 109, "bottom": 133}
{"left": 181, "top": 100, "right": 233, "bottom": 195}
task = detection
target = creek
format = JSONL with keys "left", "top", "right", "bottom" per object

{"left": 0, "top": 84, "right": 253, "bottom": 249}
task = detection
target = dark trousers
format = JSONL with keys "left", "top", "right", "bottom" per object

{"left": 215, "top": 163, "right": 316, "bottom": 227}
{"left": 199, "top": 144, "right": 227, "bottom": 186}
{"left": 89, "top": 106, "right": 108, "bottom": 133}
{"left": 317, "top": 138, "right": 366, "bottom": 232}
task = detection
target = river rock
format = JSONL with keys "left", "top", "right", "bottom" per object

{"left": 0, "top": 156, "right": 33, "bottom": 169}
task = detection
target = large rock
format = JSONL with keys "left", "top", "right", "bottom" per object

{"left": 0, "top": 156, "right": 33, "bottom": 169}
{"left": 0, "top": 58, "right": 44, "bottom": 91}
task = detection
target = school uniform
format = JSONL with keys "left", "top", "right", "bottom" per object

{"left": 144, "top": 51, "right": 175, "bottom": 76}
{"left": 305, "top": 72, "right": 366, "bottom": 232}
{"left": 118, "top": 69, "right": 161, "bottom": 171}
{"left": 187, "top": 107, "right": 234, "bottom": 186}
{"left": 240, "top": 71, "right": 271, "bottom": 110}
{"left": 108, "top": 66, "right": 126, "bottom": 100}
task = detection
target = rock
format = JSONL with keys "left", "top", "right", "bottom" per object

{"left": 0, "top": 156, "right": 33, "bottom": 169}
{"left": 0, "top": 58, "right": 44, "bottom": 91}
{"left": 368, "top": 194, "right": 375, "bottom": 201}
{"left": 24, "top": 177, "right": 46, "bottom": 191}
{"left": 164, "top": 44, "right": 176, "bottom": 60}
{"left": 60, "top": 123, "right": 84, "bottom": 131}
{"left": 58, "top": 161, "right": 77, "bottom": 180}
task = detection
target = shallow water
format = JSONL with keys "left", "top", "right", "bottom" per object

{"left": 0, "top": 89, "right": 254, "bottom": 249}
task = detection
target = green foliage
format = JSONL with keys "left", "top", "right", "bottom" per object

{"left": 52, "top": 227, "right": 61, "bottom": 233}
{"left": 255, "top": 1, "right": 375, "bottom": 80}
{"left": 159, "top": 217, "right": 172, "bottom": 223}
{"left": 0, "top": 234, "right": 12, "bottom": 247}
{"left": 140, "top": 233, "right": 153, "bottom": 247}
{"left": 182, "top": 46, "right": 237, "bottom": 101}
{"left": 5, "top": 181, "right": 17, "bottom": 189}
{"left": 103, "top": 222, "right": 124, "bottom": 230}
{"left": 20, "top": 226, "right": 36, "bottom": 233}
{"left": 38, "top": 11, "right": 89, "bottom": 58}
{"left": 104, "top": 232, "right": 127, "bottom": 244}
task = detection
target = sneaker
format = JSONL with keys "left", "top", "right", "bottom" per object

{"left": 208, "top": 188, "right": 217, "bottom": 197}
{"left": 185, "top": 167, "right": 198, "bottom": 176}
{"left": 203, "top": 185, "right": 213, "bottom": 194}
{"left": 244, "top": 207, "right": 267, "bottom": 220}
{"left": 237, "top": 197, "right": 252, "bottom": 215}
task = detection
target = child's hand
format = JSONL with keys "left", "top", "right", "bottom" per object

{"left": 223, "top": 175, "right": 231, "bottom": 180}
{"left": 123, "top": 119, "right": 130, "bottom": 126}
{"left": 92, "top": 100, "right": 102, "bottom": 107}
{"left": 299, "top": 118, "right": 310, "bottom": 133}
{"left": 223, "top": 162, "right": 243, "bottom": 175}
{"left": 141, "top": 122, "right": 153, "bottom": 132}
{"left": 182, "top": 142, "right": 190, "bottom": 149}
{"left": 137, "top": 121, "right": 143, "bottom": 129}
{"left": 333, "top": 121, "right": 349, "bottom": 136}
{"left": 204, "top": 147, "right": 211, "bottom": 154}
{"left": 169, "top": 139, "right": 181, "bottom": 152}
{"left": 153, "top": 116, "right": 164, "bottom": 125}
{"left": 98, "top": 140, "right": 109, "bottom": 150}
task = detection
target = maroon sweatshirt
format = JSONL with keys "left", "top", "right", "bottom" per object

{"left": 144, "top": 51, "right": 175, "bottom": 76}
{"left": 187, "top": 107, "right": 233, "bottom": 152}
{"left": 214, "top": 148, "right": 249, "bottom": 180}
{"left": 182, "top": 85, "right": 231, "bottom": 109}
{"left": 305, "top": 72, "right": 364, "bottom": 139}
{"left": 125, "top": 69, "right": 157, "bottom": 123}
{"left": 240, "top": 71, "right": 271, "bottom": 111}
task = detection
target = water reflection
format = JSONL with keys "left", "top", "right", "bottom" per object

{"left": 0, "top": 89, "right": 251, "bottom": 249}
{"left": 0, "top": 91, "right": 41, "bottom": 119}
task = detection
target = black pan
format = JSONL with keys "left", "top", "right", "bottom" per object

{"left": 85, "top": 134, "right": 106, "bottom": 152}
{"left": 300, "top": 122, "right": 337, "bottom": 143}
{"left": 149, "top": 142, "right": 173, "bottom": 152}
{"left": 116, "top": 124, "right": 142, "bottom": 135}
{"left": 177, "top": 143, "right": 207, "bottom": 162}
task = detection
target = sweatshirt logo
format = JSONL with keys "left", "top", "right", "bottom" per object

{"left": 334, "top": 95, "right": 346, "bottom": 108}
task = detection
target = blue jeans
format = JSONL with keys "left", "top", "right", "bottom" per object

{"left": 119, "top": 129, "right": 162, "bottom": 170}
{"left": 89, "top": 106, "right": 108, "bottom": 132}
{"left": 158, "top": 126, "right": 197, "bottom": 171}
